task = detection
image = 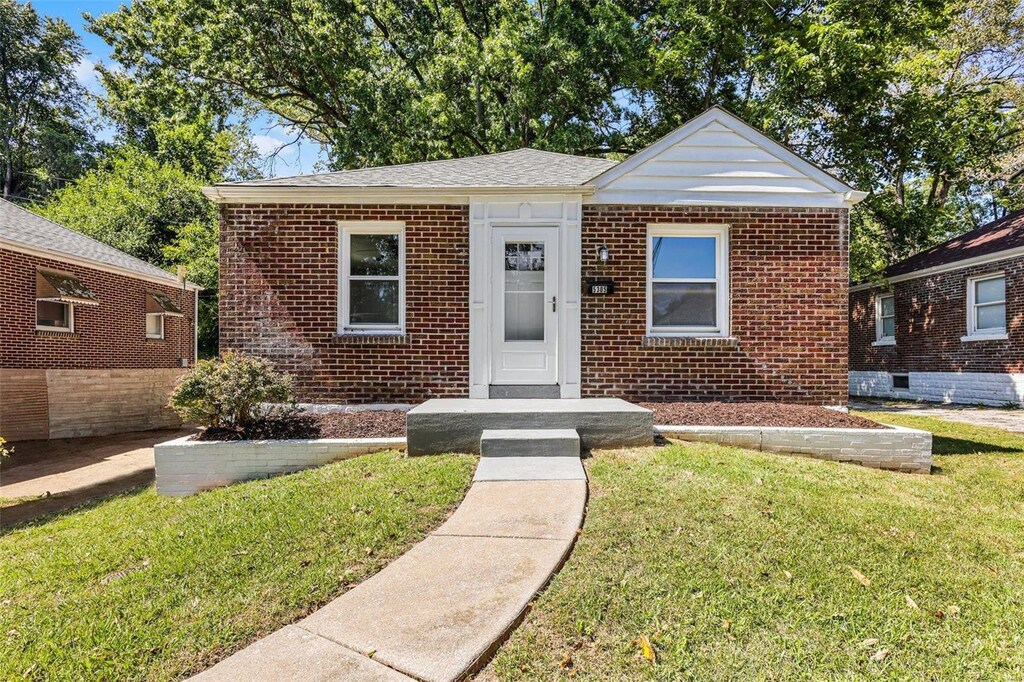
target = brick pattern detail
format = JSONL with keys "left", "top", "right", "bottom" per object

{"left": 849, "top": 254, "right": 1022, "bottom": 374}
{"left": 218, "top": 204, "right": 469, "bottom": 403}
{"left": 1, "top": 248, "right": 196, "bottom": 370}
{"left": 580, "top": 206, "right": 849, "bottom": 404}
{"left": 218, "top": 203, "right": 848, "bottom": 405}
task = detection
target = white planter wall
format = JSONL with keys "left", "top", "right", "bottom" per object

{"left": 154, "top": 436, "right": 407, "bottom": 496}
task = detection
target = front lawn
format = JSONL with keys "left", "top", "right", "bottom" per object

{"left": 0, "top": 451, "right": 473, "bottom": 681}
{"left": 488, "top": 415, "right": 1024, "bottom": 679}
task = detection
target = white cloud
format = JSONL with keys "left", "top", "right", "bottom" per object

{"left": 251, "top": 133, "right": 298, "bottom": 158}
{"left": 74, "top": 57, "right": 98, "bottom": 87}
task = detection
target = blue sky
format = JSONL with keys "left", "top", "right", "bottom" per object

{"left": 34, "top": 0, "right": 328, "bottom": 177}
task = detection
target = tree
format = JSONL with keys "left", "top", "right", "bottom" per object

{"left": 0, "top": 0, "right": 95, "bottom": 202}
{"left": 87, "top": 0, "right": 641, "bottom": 167}
{"left": 35, "top": 141, "right": 220, "bottom": 354}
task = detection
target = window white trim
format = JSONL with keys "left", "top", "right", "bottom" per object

{"left": 338, "top": 221, "right": 406, "bottom": 334}
{"left": 646, "top": 223, "right": 730, "bottom": 337}
{"left": 35, "top": 300, "right": 74, "bottom": 332}
{"left": 146, "top": 312, "right": 165, "bottom": 339}
{"left": 965, "top": 272, "right": 1007, "bottom": 340}
{"left": 874, "top": 293, "right": 896, "bottom": 345}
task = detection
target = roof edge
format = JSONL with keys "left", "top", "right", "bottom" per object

{"left": 884, "top": 243, "right": 1024, "bottom": 283}
{"left": 201, "top": 185, "right": 595, "bottom": 204}
{"left": 0, "top": 238, "right": 202, "bottom": 291}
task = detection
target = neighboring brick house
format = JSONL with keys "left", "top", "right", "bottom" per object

{"left": 0, "top": 199, "right": 199, "bottom": 441}
{"left": 850, "top": 209, "right": 1022, "bottom": 406}
{"left": 205, "top": 107, "right": 865, "bottom": 405}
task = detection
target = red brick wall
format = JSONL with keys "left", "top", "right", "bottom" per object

{"left": 580, "top": 206, "right": 849, "bottom": 404}
{"left": 218, "top": 203, "right": 848, "bottom": 405}
{"left": 0, "top": 248, "right": 196, "bottom": 370}
{"left": 850, "top": 255, "right": 1022, "bottom": 374}
{"left": 219, "top": 204, "right": 470, "bottom": 403}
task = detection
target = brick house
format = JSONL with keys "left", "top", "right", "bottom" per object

{"left": 204, "top": 107, "right": 865, "bottom": 405}
{"left": 0, "top": 199, "right": 199, "bottom": 441}
{"left": 850, "top": 209, "right": 1022, "bottom": 406}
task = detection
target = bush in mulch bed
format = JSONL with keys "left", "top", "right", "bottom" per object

{"left": 195, "top": 411, "right": 407, "bottom": 441}
{"left": 640, "top": 402, "right": 885, "bottom": 429}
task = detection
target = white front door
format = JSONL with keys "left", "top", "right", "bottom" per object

{"left": 490, "top": 226, "right": 559, "bottom": 385}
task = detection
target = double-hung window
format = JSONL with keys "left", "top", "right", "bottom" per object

{"left": 339, "top": 222, "right": 405, "bottom": 333}
{"left": 875, "top": 293, "right": 895, "bottom": 345}
{"left": 146, "top": 291, "right": 183, "bottom": 340}
{"left": 966, "top": 273, "right": 1006, "bottom": 339}
{"left": 647, "top": 224, "right": 729, "bottom": 337}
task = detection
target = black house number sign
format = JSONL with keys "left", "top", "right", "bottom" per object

{"left": 586, "top": 280, "right": 616, "bottom": 295}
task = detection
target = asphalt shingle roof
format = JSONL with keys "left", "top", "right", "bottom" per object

{"left": 0, "top": 198, "right": 183, "bottom": 284}
{"left": 886, "top": 208, "right": 1024, "bottom": 277}
{"left": 225, "top": 148, "right": 619, "bottom": 188}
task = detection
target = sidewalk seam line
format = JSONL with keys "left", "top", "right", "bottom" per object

{"left": 292, "top": 624, "right": 423, "bottom": 681}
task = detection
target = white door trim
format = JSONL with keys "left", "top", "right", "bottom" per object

{"left": 468, "top": 196, "right": 583, "bottom": 398}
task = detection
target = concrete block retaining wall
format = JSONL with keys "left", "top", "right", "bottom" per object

{"left": 657, "top": 424, "right": 932, "bottom": 474}
{"left": 154, "top": 436, "right": 407, "bottom": 496}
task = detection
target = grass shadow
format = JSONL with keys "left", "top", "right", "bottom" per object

{"left": 932, "top": 435, "right": 1024, "bottom": 456}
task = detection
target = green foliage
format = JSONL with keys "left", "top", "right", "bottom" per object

{"left": 0, "top": 0, "right": 95, "bottom": 202}
{"left": 0, "top": 436, "right": 12, "bottom": 460}
{"left": 169, "top": 352, "right": 297, "bottom": 428}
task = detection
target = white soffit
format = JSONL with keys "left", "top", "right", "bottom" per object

{"left": 588, "top": 107, "right": 865, "bottom": 208}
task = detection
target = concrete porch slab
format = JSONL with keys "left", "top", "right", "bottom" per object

{"left": 407, "top": 398, "right": 652, "bottom": 455}
{"left": 473, "top": 456, "right": 585, "bottom": 481}
{"left": 191, "top": 625, "right": 413, "bottom": 681}
{"left": 301, "top": 534, "right": 573, "bottom": 682}
{"left": 434, "top": 480, "right": 586, "bottom": 540}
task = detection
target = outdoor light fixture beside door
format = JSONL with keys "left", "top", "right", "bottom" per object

{"left": 596, "top": 245, "right": 610, "bottom": 262}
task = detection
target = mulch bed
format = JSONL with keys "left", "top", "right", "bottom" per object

{"left": 641, "top": 402, "right": 885, "bottom": 429}
{"left": 194, "top": 411, "right": 407, "bottom": 441}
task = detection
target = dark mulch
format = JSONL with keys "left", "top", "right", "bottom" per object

{"left": 641, "top": 401, "right": 885, "bottom": 429}
{"left": 194, "top": 411, "right": 407, "bottom": 441}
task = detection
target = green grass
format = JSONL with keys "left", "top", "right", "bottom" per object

{"left": 489, "top": 418, "right": 1024, "bottom": 680}
{"left": 0, "top": 451, "right": 474, "bottom": 681}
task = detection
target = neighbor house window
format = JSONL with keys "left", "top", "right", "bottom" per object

{"left": 647, "top": 224, "right": 729, "bottom": 336}
{"left": 875, "top": 293, "right": 896, "bottom": 345}
{"left": 966, "top": 273, "right": 1006, "bottom": 339}
{"left": 145, "top": 291, "right": 183, "bottom": 340}
{"left": 35, "top": 269, "right": 98, "bottom": 332}
{"left": 146, "top": 313, "right": 164, "bottom": 339}
{"left": 339, "top": 222, "right": 405, "bottom": 333}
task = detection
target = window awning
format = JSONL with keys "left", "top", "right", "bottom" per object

{"left": 36, "top": 270, "right": 99, "bottom": 306}
{"left": 146, "top": 291, "right": 184, "bottom": 317}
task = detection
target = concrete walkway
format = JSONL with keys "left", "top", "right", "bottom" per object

{"left": 193, "top": 457, "right": 587, "bottom": 682}
{"left": 851, "top": 399, "right": 1024, "bottom": 433}
{"left": 1, "top": 428, "right": 193, "bottom": 527}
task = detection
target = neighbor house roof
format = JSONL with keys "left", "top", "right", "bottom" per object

{"left": 0, "top": 198, "right": 200, "bottom": 290}
{"left": 886, "top": 208, "right": 1024, "bottom": 279}
{"left": 225, "top": 148, "right": 619, "bottom": 189}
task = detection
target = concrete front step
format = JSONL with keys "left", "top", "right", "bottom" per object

{"left": 407, "top": 398, "right": 653, "bottom": 455}
{"left": 480, "top": 428, "right": 580, "bottom": 458}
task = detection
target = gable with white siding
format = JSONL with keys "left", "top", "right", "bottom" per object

{"left": 588, "top": 107, "right": 863, "bottom": 208}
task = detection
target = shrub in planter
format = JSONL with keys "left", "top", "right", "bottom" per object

{"left": 169, "top": 352, "right": 298, "bottom": 429}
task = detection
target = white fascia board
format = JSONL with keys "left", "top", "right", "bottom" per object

{"left": 0, "top": 239, "right": 202, "bottom": 291}
{"left": 887, "top": 245, "right": 1024, "bottom": 283}
{"left": 588, "top": 106, "right": 860, "bottom": 202}
{"left": 200, "top": 185, "right": 595, "bottom": 205}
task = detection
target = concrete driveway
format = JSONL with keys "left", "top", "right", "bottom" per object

{"left": 850, "top": 399, "right": 1024, "bottom": 433}
{"left": 1, "top": 427, "right": 193, "bottom": 528}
